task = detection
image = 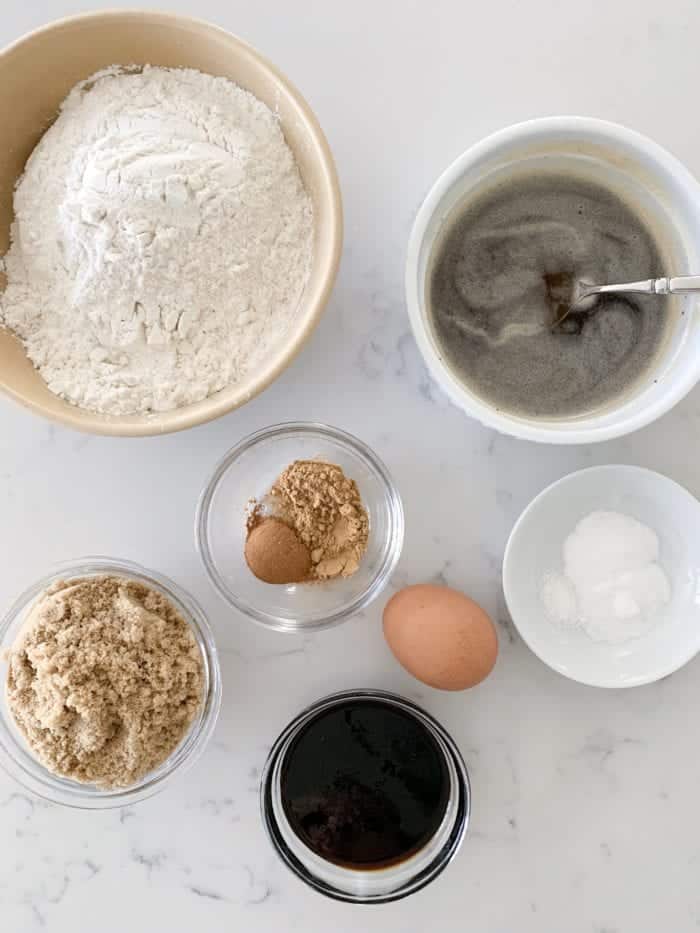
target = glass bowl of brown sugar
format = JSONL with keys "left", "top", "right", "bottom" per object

{"left": 195, "top": 423, "right": 404, "bottom": 632}
{"left": 0, "top": 557, "right": 221, "bottom": 808}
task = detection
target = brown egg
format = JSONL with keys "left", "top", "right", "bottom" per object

{"left": 383, "top": 584, "right": 498, "bottom": 690}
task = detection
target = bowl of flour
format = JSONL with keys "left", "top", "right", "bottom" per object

{"left": 0, "top": 12, "right": 342, "bottom": 434}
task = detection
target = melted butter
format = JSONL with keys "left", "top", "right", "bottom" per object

{"left": 428, "top": 173, "right": 670, "bottom": 419}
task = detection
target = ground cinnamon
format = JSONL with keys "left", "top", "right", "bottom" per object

{"left": 245, "top": 517, "right": 311, "bottom": 584}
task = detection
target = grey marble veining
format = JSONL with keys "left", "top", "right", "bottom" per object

{"left": 2, "top": 1, "right": 700, "bottom": 931}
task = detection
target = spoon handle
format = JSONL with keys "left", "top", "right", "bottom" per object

{"left": 591, "top": 275, "right": 700, "bottom": 297}
{"left": 665, "top": 275, "right": 700, "bottom": 294}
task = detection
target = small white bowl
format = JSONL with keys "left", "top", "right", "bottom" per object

{"left": 503, "top": 465, "right": 700, "bottom": 688}
{"left": 406, "top": 117, "right": 700, "bottom": 444}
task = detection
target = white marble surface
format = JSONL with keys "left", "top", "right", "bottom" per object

{"left": 2, "top": 1, "right": 700, "bottom": 930}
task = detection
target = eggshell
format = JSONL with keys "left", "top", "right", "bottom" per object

{"left": 383, "top": 584, "right": 498, "bottom": 690}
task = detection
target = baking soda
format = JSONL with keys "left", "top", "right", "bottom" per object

{"left": 541, "top": 510, "right": 671, "bottom": 644}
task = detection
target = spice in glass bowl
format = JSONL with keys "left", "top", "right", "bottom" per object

{"left": 245, "top": 518, "right": 312, "bottom": 584}
{"left": 245, "top": 460, "right": 369, "bottom": 584}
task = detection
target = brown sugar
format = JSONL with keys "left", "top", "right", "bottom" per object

{"left": 5, "top": 575, "right": 204, "bottom": 789}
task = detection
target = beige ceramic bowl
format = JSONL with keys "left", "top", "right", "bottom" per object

{"left": 0, "top": 11, "right": 342, "bottom": 435}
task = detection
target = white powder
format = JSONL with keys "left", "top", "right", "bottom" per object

{"left": 541, "top": 510, "right": 671, "bottom": 644}
{"left": 0, "top": 66, "right": 314, "bottom": 415}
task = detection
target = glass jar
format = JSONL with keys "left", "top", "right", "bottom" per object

{"left": 261, "top": 689, "right": 470, "bottom": 903}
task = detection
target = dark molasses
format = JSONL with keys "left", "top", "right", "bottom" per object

{"left": 280, "top": 699, "right": 449, "bottom": 869}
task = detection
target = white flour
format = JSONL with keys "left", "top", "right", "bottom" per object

{"left": 0, "top": 66, "right": 313, "bottom": 415}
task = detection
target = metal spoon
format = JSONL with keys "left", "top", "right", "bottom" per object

{"left": 553, "top": 274, "right": 700, "bottom": 327}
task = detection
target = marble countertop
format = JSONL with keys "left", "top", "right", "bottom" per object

{"left": 2, "top": 1, "right": 700, "bottom": 930}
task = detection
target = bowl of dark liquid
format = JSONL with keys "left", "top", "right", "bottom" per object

{"left": 260, "top": 690, "right": 470, "bottom": 903}
{"left": 406, "top": 117, "right": 700, "bottom": 444}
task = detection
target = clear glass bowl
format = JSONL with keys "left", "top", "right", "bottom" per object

{"left": 196, "top": 423, "right": 404, "bottom": 632}
{"left": 0, "top": 557, "right": 222, "bottom": 809}
{"left": 260, "top": 689, "right": 471, "bottom": 903}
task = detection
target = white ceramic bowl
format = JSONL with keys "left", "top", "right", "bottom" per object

{"left": 406, "top": 117, "right": 700, "bottom": 444}
{"left": 503, "top": 465, "right": 700, "bottom": 687}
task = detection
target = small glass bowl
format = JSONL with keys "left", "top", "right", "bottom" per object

{"left": 260, "top": 689, "right": 471, "bottom": 903}
{"left": 0, "top": 557, "right": 222, "bottom": 809}
{"left": 195, "top": 423, "right": 404, "bottom": 632}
